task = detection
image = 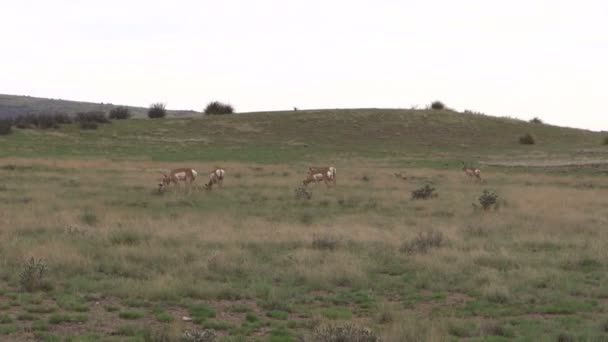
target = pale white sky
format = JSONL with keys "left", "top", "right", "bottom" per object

{"left": 1, "top": 0, "right": 607, "bottom": 130}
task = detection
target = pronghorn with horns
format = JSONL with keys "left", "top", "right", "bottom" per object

{"left": 204, "top": 168, "right": 226, "bottom": 190}
{"left": 158, "top": 168, "right": 198, "bottom": 193}
{"left": 303, "top": 166, "right": 336, "bottom": 187}
{"left": 462, "top": 162, "right": 482, "bottom": 182}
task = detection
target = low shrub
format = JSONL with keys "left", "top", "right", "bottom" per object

{"left": 529, "top": 117, "right": 543, "bottom": 124}
{"left": 148, "top": 103, "right": 167, "bottom": 119}
{"left": 477, "top": 190, "right": 499, "bottom": 210}
{"left": 109, "top": 106, "right": 131, "bottom": 120}
{"left": 519, "top": 133, "right": 535, "bottom": 145}
{"left": 204, "top": 101, "right": 234, "bottom": 115}
{"left": 411, "top": 184, "right": 437, "bottom": 200}
{"left": 20, "top": 257, "right": 48, "bottom": 292}
{"left": 430, "top": 101, "right": 445, "bottom": 110}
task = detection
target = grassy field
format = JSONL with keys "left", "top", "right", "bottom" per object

{"left": 1, "top": 109, "right": 608, "bottom": 341}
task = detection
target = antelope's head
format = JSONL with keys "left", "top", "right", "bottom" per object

{"left": 158, "top": 174, "right": 170, "bottom": 192}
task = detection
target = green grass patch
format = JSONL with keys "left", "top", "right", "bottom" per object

{"left": 321, "top": 307, "right": 353, "bottom": 320}
{"left": 188, "top": 303, "right": 216, "bottom": 324}
{"left": 118, "top": 310, "right": 145, "bottom": 320}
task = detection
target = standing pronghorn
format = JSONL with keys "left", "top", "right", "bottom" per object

{"left": 462, "top": 162, "right": 482, "bottom": 182}
{"left": 204, "top": 168, "right": 225, "bottom": 190}
{"left": 158, "top": 168, "right": 198, "bottom": 193}
{"left": 303, "top": 166, "right": 336, "bottom": 187}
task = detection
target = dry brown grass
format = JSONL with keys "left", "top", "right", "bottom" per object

{"left": 2, "top": 157, "right": 608, "bottom": 339}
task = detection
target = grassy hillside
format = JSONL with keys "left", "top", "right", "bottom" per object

{"left": 0, "top": 108, "right": 605, "bottom": 168}
{"left": 0, "top": 94, "right": 199, "bottom": 118}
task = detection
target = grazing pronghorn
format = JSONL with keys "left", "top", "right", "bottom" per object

{"left": 303, "top": 166, "right": 336, "bottom": 187}
{"left": 204, "top": 168, "right": 225, "bottom": 190}
{"left": 462, "top": 162, "right": 482, "bottom": 182}
{"left": 158, "top": 168, "right": 198, "bottom": 192}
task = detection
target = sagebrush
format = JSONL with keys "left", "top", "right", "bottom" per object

{"left": 204, "top": 101, "right": 234, "bottom": 115}
{"left": 148, "top": 103, "right": 167, "bottom": 119}
{"left": 519, "top": 133, "right": 535, "bottom": 145}
{"left": 19, "top": 257, "right": 48, "bottom": 292}
{"left": 109, "top": 106, "right": 131, "bottom": 120}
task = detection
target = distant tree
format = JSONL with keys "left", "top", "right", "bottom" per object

{"left": 430, "top": 101, "right": 445, "bottom": 110}
{"left": 109, "top": 106, "right": 131, "bottom": 120}
{"left": 529, "top": 117, "right": 543, "bottom": 124}
{"left": 148, "top": 103, "right": 167, "bottom": 119}
{"left": 204, "top": 101, "right": 234, "bottom": 115}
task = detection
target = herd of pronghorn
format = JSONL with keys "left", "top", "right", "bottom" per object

{"left": 157, "top": 163, "right": 480, "bottom": 193}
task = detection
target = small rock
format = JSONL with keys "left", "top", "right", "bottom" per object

{"left": 182, "top": 316, "right": 193, "bottom": 322}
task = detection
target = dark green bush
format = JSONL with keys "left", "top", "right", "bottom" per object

{"left": 411, "top": 184, "right": 437, "bottom": 200}
{"left": 478, "top": 190, "right": 499, "bottom": 210}
{"left": 204, "top": 101, "right": 234, "bottom": 115}
{"left": 148, "top": 103, "right": 167, "bottom": 118}
{"left": 109, "top": 106, "right": 131, "bottom": 120}
{"left": 20, "top": 257, "right": 48, "bottom": 292}
{"left": 519, "top": 133, "right": 535, "bottom": 145}
{"left": 430, "top": 101, "right": 445, "bottom": 110}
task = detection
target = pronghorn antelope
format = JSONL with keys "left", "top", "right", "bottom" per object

{"left": 204, "top": 168, "right": 225, "bottom": 190}
{"left": 303, "top": 166, "right": 336, "bottom": 187}
{"left": 158, "top": 168, "right": 198, "bottom": 192}
{"left": 462, "top": 162, "right": 482, "bottom": 182}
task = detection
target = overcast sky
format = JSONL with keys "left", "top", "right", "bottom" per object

{"left": 1, "top": 0, "right": 606, "bottom": 130}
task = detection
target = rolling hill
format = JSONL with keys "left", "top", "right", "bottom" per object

{"left": 0, "top": 104, "right": 605, "bottom": 167}
{"left": 0, "top": 94, "right": 199, "bottom": 118}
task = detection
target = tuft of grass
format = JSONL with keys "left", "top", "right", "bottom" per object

{"left": 153, "top": 306, "right": 175, "bottom": 323}
{"left": 266, "top": 309, "right": 289, "bottom": 320}
{"left": 411, "top": 184, "right": 437, "bottom": 200}
{"left": 312, "top": 233, "right": 340, "bottom": 251}
{"left": 19, "top": 257, "right": 48, "bottom": 292}
{"left": 322, "top": 307, "right": 353, "bottom": 320}
{"left": 314, "top": 323, "right": 379, "bottom": 341}
{"left": 108, "top": 230, "right": 147, "bottom": 246}
{"left": 80, "top": 209, "right": 98, "bottom": 225}
{"left": 48, "top": 313, "right": 87, "bottom": 324}
{"left": 119, "top": 310, "right": 144, "bottom": 320}
{"left": 188, "top": 304, "right": 216, "bottom": 324}
{"left": 400, "top": 231, "right": 444, "bottom": 255}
